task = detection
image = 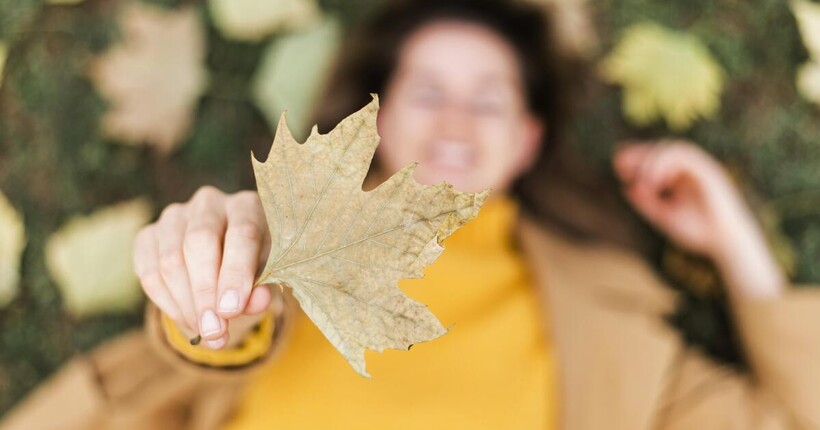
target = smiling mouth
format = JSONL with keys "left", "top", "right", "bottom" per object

{"left": 424, "top": 140, "right": 476, "bottom": 172}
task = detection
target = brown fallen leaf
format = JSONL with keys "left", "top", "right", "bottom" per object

{"left": 252, "top": 95, "right": 489, "bottom": 377}
{"left": 90, "top": 4, "right": 208, "bottom": 154}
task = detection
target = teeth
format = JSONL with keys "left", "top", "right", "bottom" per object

{"left": 427, "top": 141, "right": 474, "bottom": 170}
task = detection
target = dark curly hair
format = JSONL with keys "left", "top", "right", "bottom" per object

{"left": 313, "top": 0, "right": 653, "bottom": 254}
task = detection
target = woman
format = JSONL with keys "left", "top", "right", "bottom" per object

{"left": 3, "top": 0, "right": 819, "bottom": 429}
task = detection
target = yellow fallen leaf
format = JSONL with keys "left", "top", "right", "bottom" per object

{"left": 252, "top": 17, "right": 340, "bottom": 141}
{"left": 253, "top": 95, "right": 489, "bottom": 377}
{"left": 599, "top": 23, "right": 724, "bottom": 131}
{"left": 45, "top": 198, "right": 152, "bottom": 317}
{"left": 0, "top": 191, "right": 25, "bottom": 308}
{"left": 208, "top": 0, "right": 320, "bottom": 42}
{"left": 90, "top": 4, "right": 208, "bottom": 154}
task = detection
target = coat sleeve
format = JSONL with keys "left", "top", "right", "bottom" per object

{"left": 0, "top": 331, "right": 204, "bottom": 430}
{"left": 0, "top": 292, "right": 296, "bottom": 430}
{"left": 659, "top": 287, "right": 820, "bottom": 430}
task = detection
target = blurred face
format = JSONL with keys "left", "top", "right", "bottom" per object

{"left": 376, "top": 20, "right": 544, "bottom": 193}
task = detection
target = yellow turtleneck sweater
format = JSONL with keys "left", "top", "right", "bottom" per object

{"left": 180, "top": 197, "right": 556, "bottom": 429}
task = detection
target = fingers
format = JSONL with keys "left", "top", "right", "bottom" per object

{"left": 616, "top": 140, "right": 719, "bottom": 186}
{"left": 615, "top": 140, "right": 728, "bottom": 224}
{"left": 615, "top": 141, "right": 694, "bottom": 192}
{"left": 156, "top": 204, "right": 198, "bottom": 331}
{"left": 135, "top": 186, "right": 272, "bottom": 349}
{"left": 643, "top": 145, "right": 693, "bottom": 193}
{"left": 134, "top": 225, "right": 187, "bottom": 327}
{"left": 206, "top": 332, "right": 229, "bottom": 350}
{"left": 614, "top": 141, "right": 686, "bottom": 224}
{"left": 613, "top": 141, "right": 655, "bottom": 185}
{"left": 183, "top": 186, "right": 228, "bottom": 341}
{"left": 216, "top": 191, "right": 267, "bottom": 318}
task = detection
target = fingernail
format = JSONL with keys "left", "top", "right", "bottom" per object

{"left": 218, "top": 290, "right": 240, "bottom": 313}
{"left": 207, "top": 338, "right": 226, "bottom": 350}
{"left": 200, "top": 310, "right": 220, "bottom": 336}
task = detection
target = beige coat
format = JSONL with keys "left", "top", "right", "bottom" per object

{"left": 3, "top": 216, "right": 820, "bottom": 430}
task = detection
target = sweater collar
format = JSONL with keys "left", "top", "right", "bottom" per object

{"left": 443, "top": 194, "right": 518, "bottom": 250}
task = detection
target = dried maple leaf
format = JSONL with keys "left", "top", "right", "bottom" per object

{"left": 252, "top": 96, "right": 489, "bottom": 377}
{"left": 90, "top": 4, "right": 208, "bottom": 154}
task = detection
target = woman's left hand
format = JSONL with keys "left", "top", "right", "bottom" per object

{"left": 613, "top": 140, "right": 785, "bottom": 298}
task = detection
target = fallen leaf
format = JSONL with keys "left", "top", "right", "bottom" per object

{"left": 90, "top": 4, "right": 208, "bottom": 154}
{"left": 798, "top": 62, "right": 820, "bottom": 105}
{"left": 792, "top": 0, "right": 820, "bottom": 105}
{"left": 45, "top": 198, "right": 152, "bottom": 317}
{"left": 792, "top": 0, "right": 820, "bottom": 58}
{"left": 208, "top": 0, "right": 320, "bottom": 42}
{"left": 253, "top": 95, "right": 489, "bottom": 377}
{"left": 0, "top": 190, "right": 25, "bottom": 308}
{"left": 598, "top": 23, "right": 724, "bottom": 131}
{"left": 252, "top": 17, "right": 340, "bottom": 141}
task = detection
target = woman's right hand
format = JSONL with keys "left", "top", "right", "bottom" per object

{"left": 133, "top": 186, "right": 273, "bottom": 349}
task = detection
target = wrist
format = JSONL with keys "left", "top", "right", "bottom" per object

{"left": 711, "top": 213, "right": 786, "bottom": 299}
